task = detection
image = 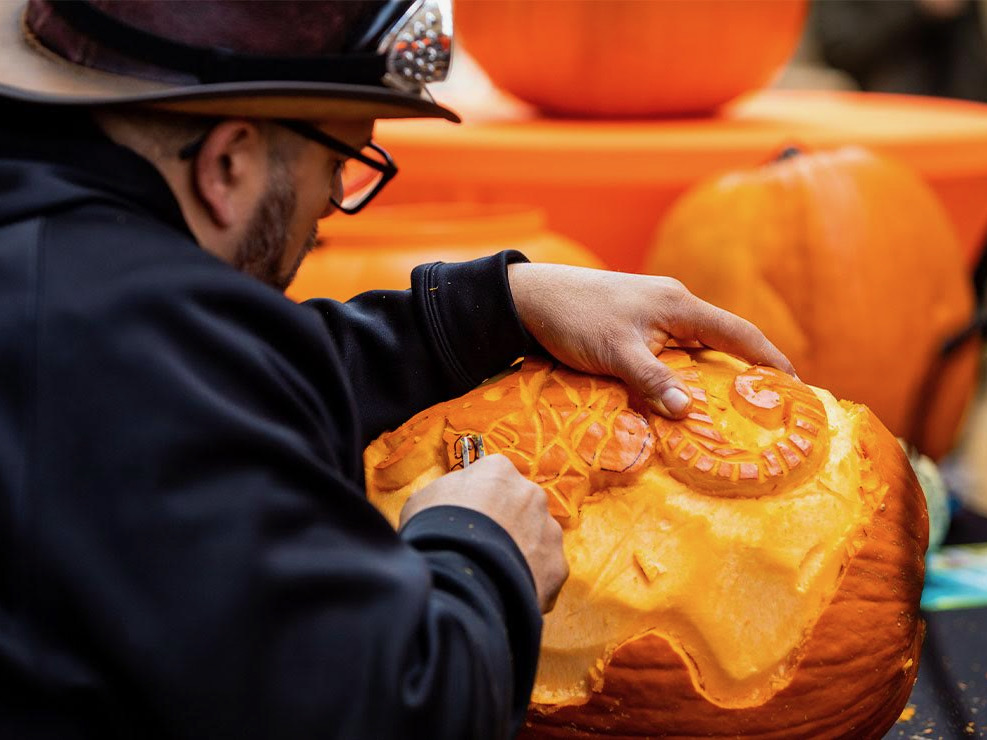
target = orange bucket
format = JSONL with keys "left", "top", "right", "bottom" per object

{"left": 288, "top": 202, "right": 606, "bottom": 302}
{"left": 375, "top": 91, "right": 987, "bottom": 273}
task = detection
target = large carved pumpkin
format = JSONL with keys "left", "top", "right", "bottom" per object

{"left": 644, "top": 146, "right": 979, "bottom": 460}
{"left": 365, "top": 349, "right": 927, "bottom": 739}
{"left": 455, "top": 0, "right": 807, "bottom": 118}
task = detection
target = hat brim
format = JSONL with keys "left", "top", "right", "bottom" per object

{"left": 0, "top": 2, "right": 460, "bottom": 123}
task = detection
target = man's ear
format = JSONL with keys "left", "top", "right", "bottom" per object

{"left": 190, "top": 120, "right": 268, "bottom": 229}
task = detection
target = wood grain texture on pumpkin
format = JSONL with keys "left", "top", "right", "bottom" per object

{"left": 364, "top": 349, "right": 927, "bottom": 739}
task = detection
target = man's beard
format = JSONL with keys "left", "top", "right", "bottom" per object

{"left": 232, "top": 156, "right": 319, "bottom": 293}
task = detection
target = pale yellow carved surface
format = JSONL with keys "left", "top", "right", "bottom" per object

{"left": 365, "top": 349, "right": 885, "bottom": 708}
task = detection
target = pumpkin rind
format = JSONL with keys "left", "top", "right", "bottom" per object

{"left": 365, "top": 350, "right": 927, "bottom": 739}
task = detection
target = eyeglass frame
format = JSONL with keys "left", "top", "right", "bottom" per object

{"left": 178, "top": 118, "right": 398, "bottom": 215}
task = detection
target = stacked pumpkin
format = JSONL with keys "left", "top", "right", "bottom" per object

{"left": 366, "top": 348, "right": 928, "bottom": 739}
{"left": 455, "top": 0, "right": 807, "bottom": 117}
{"left": 644, "top": 147, "right": 980, "bottom": 459}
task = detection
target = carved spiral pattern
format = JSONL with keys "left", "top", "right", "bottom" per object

{"left": 370, "top": 350, "right": 830, "bottom": 522}
{"left": 439, "top": 361, "right": 654, "bottom": 521}
{"left": 653, "top": 350, "right": 828, "bottom": 493}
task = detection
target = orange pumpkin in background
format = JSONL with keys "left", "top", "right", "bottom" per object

{"left": 287, "top": 203, "right": 605, "bottom": 302}
{"left": 454, "top": 0, "right": 807, "bottom": 118}
{"left": 366, "top": 349, "right": 927, "bottom": 739}
{"left": 644, "top": 146, "right": 979, "bottom": 460}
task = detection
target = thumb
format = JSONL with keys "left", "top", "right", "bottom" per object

{"left": 616, "top": 344, "right": 692, "bottom": 419}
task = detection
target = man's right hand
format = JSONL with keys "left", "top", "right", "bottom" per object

{"left": 399, "top": 454, "right": 568, "bottom": 613}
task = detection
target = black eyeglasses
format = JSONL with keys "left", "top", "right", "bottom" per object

{"left": 179, "top": 119, "right": 398, "bottom": 215}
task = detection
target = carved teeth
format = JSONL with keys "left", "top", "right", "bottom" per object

{"left": 739, "top": 462, "right": 760, "bottom": 480}
{"left": 685, "top": 422, "right": 726, "bottom": 443}
{"left": 679, "top": 442, "right": 699, "bottom": 462}
{"left": 795, "top": 418, "right": 819, "bottom": 435}
{"left": 789, "top": 434, "right": 813, "bottom": 455}
{"left": 776, "top": 440, "right": 802, "bottom": 468}
{"left": 762, "top": 449, "right": 784, "bottom": 477}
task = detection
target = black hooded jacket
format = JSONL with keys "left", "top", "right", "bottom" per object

{"left": 0, "top": 106, "right": 542, "bottom": 739}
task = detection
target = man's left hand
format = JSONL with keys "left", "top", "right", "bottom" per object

{"left": 508, "top": 263, "right": 796, "bottom": 419}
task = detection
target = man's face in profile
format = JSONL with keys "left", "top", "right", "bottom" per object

{"left": 235, "top": 118, "right": 375, "bottom": 293}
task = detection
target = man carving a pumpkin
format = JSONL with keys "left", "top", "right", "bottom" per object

{"left": 0, "top": 1, "right": 792, "bottom": 737}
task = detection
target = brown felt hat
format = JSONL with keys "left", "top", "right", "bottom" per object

{"left": 0, "top": 0, "right": 460, "bottom": 122}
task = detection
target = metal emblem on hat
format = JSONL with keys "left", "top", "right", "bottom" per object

{"left": 380, "top": 0, "right": 452, "bottom": 92}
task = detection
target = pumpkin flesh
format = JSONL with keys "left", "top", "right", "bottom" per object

{"left": 365, "top": 350, "right": 927, "bottom": 738}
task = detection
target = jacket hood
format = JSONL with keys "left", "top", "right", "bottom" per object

{"left": 0, "top": 101, "right": 191, "bottom": 235}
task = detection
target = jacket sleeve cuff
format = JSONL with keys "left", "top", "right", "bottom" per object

{"left": 399, "top": 504, "right": 543, "bottom": 731}
{"left": 411, "top": 250, "right": 538, "bottom": 391}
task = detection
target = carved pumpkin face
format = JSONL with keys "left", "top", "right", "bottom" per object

{"left": 365, "top": 349, "right": 928, "bottom": 738}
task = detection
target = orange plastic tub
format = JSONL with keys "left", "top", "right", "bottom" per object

{"left": 288, "top": 202, "right": 606, "bottom": 303}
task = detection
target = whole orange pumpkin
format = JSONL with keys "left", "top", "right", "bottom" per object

{"left": 644, "top": 146, "right": 979, "bottom": 460}
{"left": 365, "top": 349, "right": 927, "bottom": 739}
{"left": 287, "top": 203, "right": 605, "bottom": 302}
{"left": 454, "top": 0, "right": 807, "bottom": 118}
